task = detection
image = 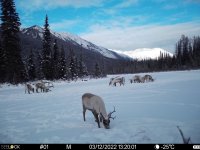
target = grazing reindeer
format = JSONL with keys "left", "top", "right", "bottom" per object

{"left": 142, "top": 74, "right": 154, "bottom": 82}
{"left": 109, "top": 76, "right": 119, "bottom": 86}
{"left": 109, "top": 76, "right": 125, "bottom": 86}
{"left": 131, "top": 75, "right": 154, "bottom": 83}
{"left": 82, "top": 93, "right": 116, "bottom": 129}
{"left": 133, "top": 75, "right": 143, "bottom": 83}
{"left": 35, "top": 82, "right": 49, "bottom": 93}
{"left": 25, "top": 83, "right": 34, "bottom": 94}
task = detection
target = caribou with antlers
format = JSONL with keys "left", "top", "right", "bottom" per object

{"left": 82, "top": 93, "right": 116, "bottom": 129}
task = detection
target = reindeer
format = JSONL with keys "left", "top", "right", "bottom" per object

{"left": 142, "top": 74, "right": 154, "bottom": 82}
{"left": 82, "top": 93, "right": 116, "bottom": 129}
{"left": 109, "top": 76, "right": 125, "bottom": 86}
{"left": 35, "top": 82, "right": 50, "bottom": 93}
{"left": 25, "top": 83, "right": 34, "bottom": 94}
{"left": 133, "top": 75, "right": 143, "bottom": 83}
{"left": 109, "top": 76, "right": 119, "bottom": 86}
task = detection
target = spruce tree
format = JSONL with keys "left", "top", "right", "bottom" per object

{"left": 193, "top": 36, "right": 200, "bottom": 66}
{"left": 42, "top": 15, "right": 53, "bottom": 80}
{"left": 36, "top": 50, "right": 44, "bottom": 80}
{"left": 94, "top": 62, "right": 101, "bottom": 78}
{"left": 52, "top": 39, "right": 60, "bottom": 79}
{"left": 0, "top": 0, "right": 26, "bottom": 84}
{"left": 27, "top": 49, "right": 36, "bottom": 81}
{"left": 0, "top": 40, "right": 5, "bottom": 83}
{"left": 69, "top": 49, "right": 77, "bottom": 80}
{"left": 59, "top": 45, "right": 67, "bottom": 79}
{"left": 78, "top": 53, "right": 88, "bottom": 78}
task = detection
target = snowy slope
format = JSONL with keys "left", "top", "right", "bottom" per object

{"left": 52, "top": 31, "right": 120, "bottom": 59}
{"left": 111, "top": 48, "right": 173, "bottom": 60}
{"left": 0, "top": 70, "right": 200, "bottom": 144}
{"left": 21, "top": 25, "right": 126, "bottom": 60}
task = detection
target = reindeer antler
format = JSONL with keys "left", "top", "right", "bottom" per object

{"left": 108, "top": 106, "right": 116, "bottom": 120}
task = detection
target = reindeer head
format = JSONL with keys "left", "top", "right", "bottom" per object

{"left": 100, "top": 107, "right": 116, "bottom": 129}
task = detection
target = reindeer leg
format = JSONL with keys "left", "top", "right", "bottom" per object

{"left": 100, "top": 115, "right": 102, "bottom": 122}
{"left": 83, "top": 106, "right": 86, "bottom": 121}
{"left": 95, "top": 114, "right": 100, "bottom": 128}
{"left": 92, "top": 111, "right": 100, "bottom": 128}
{"left": 92, "top": 111, "right": 97, "bottom": 122}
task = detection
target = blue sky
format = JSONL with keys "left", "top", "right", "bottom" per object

{"left": 15, "top": 0, "right": 200, "bottom": 53}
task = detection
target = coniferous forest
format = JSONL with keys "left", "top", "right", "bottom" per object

{"left": 0, "top": 0, "right": 200, "bottom": 84}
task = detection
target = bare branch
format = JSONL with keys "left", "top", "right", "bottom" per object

{"left": 177, "top": 126, "right": 191, "bottom": 144}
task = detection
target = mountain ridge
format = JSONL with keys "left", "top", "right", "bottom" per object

{"left": 17, "top": 25, "right": 132, "bottom": 74}
{"left": 21, "top": 25, "right": 131, "bottom": 60}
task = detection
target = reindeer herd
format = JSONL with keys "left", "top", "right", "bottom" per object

{"left": 109, "top": 74, "right": 154, "bottom": 86}
{"left": 24, "top": 74, "right": 154, "bottom": 129}
{"left": 25, "top": 80, "right": 54, "bottom": 94}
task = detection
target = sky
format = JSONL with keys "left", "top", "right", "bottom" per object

{"left": 14, "top": 0, "right": 200, "bottom": 53}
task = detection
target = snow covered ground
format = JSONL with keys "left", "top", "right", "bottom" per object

{"left": 0, "top": 70, "right": 200, "bottom": 144}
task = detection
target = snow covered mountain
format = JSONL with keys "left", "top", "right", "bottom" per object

{"left": 21, "top": 25, "right": 130, "bottom": 60}
{"left": 111, "top": 48, "right": 173, "bottom": 60}
{"left": 18, "top": 25, "right": 134, "bottom": 73}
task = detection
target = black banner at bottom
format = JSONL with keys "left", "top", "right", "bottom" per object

{"left": 0, "top": 144, "right": 199, "bottom": 150}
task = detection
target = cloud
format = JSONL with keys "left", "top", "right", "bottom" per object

{"left": 80, "top": 22, "right": 200, "bottom": 53}
{"left": 51, "top": 20, "right": 79, "bottom": 32}
{"left": 17, "top": 0, "right": 105, "bottom": 11}
{"left": 163, "top": 4, "right": 178, "bottom": 10}
{"left": 113, "top": 0, "right": 138, "bottom": 8}
{"left": 100, "top": 0, "right": 138, "bottom": 16}
{"left": 184, "top": 0, "right": 200, "bottom": 4}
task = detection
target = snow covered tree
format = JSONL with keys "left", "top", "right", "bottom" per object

{"left": 181, "top": 35, "right": 190, "bottom": 66}
{"left": 27, "top": 49, "right": 36, "bottom": 81}
{"left": 69, "top": 49, "right": 78, "bottom": 80}
{"left": 193, "top": 36, "right": 200, "bottom": 66}
{"left": 36, "top": 51, "right": 44, "bottom": 80}
{"left": 75, "top": 57, "right": 79, "bottom": 77}
{"left": 42, "top": 15, "right": 53, "bottom": 80}
{"left": 0, "top": 40, "right": 5, "bottom": 83}
{"left": 94, "top": 62, "right": 102, "bottom": 78}
{"left": 78, "top": 53, "right": 88, "bottom": 78}
{"left": 59, "top": 45, "right": 67, "bottom": 79}
{"left": 0, "top": 0, "right": 26, "bottom": 84}
{"left": 52, "top": 39, "right": 60, "bottom": 79}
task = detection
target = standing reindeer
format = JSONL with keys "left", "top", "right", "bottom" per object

{"left": 35, "top": 82, "right": 50, "bottom": 93}
{"left": 25, "top": 83, "right": 34, "bottom": 94}
{"left": 82, "top": 93, "right": 116, "bottom": 129}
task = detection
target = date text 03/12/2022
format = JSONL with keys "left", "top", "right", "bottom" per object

{"left": 89, "top": 144, "right": 137, "bottom": 149}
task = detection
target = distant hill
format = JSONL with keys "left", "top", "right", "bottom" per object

{"left": 110, "top": 48, "right": 173, "bottom": 60}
